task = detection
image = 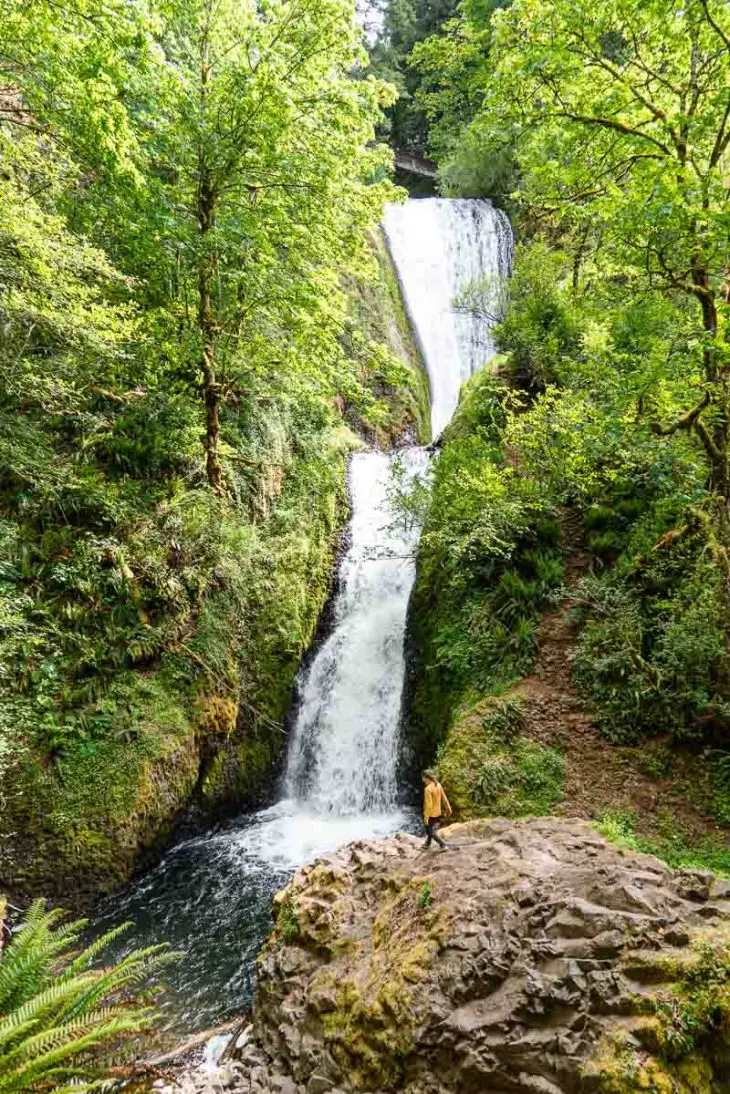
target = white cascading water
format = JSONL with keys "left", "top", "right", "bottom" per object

{"left": 383, "top": 198, "right": 513, "bottom": 437}
{"left": 91, "top": 198, "right": 513, "bottom": 1030}
{"left": 285, "top": 449, "right": 427, "bottom": 814}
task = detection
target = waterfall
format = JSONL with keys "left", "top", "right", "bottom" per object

{"left": 282, "top": 199, "right": 512, "bottom": 815}
{"left": 383, "top": 198, "right": 513, "bottom": 437}
{"left": 91, "top": 198, "right": 513, "bottom": 1030}
{"left": 284, "top": 448, "right": 427, "bottom": 814}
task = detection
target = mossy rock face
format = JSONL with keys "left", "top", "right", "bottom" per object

{"left": 1, "top": 434, "right": 350, "bottom": 905}
{"left": 342, "top": 228, "right": 431, "bottom": 449}
{"left": 234, "top": 819, "right": 730, "bottom": 1093}
{"left": 436, "top": 694, "right": 564, "bottom": 820}
{"left": 4, "top": 709, "right": 199, "bottom": 903}
{"left": 583, "top": 928, "right": 730, "bottom": 1094}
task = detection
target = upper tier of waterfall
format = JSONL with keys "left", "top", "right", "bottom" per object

{"left": 383, "top": 198, "right": 513, "bottom": 438}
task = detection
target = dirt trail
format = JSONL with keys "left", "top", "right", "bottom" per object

{"left": 514, "top": 586, "right": 728, "bottom": 846}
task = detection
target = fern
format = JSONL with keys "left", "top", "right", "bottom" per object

{"left": 0, "top": 900, "right": 175, "bottom": 1093}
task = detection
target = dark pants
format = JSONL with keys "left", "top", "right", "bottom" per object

{"left": 424, "top": 816, "right": 446, "bottom": 848}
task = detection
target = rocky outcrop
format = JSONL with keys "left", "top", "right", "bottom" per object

{"left": 172, "top": 817, "right": 730, "bottom": 1093}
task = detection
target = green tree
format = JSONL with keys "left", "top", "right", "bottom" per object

{"left": 1, "top": 0, "right": 397, "bottom": 492}
{"left": 369, "top": 0, "right": 460, "bottom": 153}
{"left": 473, "top": 0, "right": 730, "bottom": 520}
{"left": 409, "top": 0, "right": 510, "bottom": 182}
{"left": 147, "top": 0, "right": 396, "bottom": 492}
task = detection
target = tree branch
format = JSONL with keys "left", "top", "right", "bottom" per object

{"left": 697, "top": 0, "right": 730, "bottom": 51}
{"left": 645, "top": 390, "right": 711, "bottom": 436}
{"left": 553, "top": 110, "right": 672, "bottom": 157}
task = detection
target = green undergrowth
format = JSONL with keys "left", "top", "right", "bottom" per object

{"left": 2, "top": 421, "right": 351, "bottom": 898}
{"left": 408, "top": 239, "right": 730, "bottom": 835}
{"left": 436, "top": 696, "right": 564, "bottom": 820}
{"left": 596, "top": 811, "right": 730, "bottom": 879}
{"left": 407, "top": 370, "right": 564, "bottom": 762}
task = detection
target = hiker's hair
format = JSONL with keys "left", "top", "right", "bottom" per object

{"left": 422, "top": 769, "right": 437, "bottom": 781}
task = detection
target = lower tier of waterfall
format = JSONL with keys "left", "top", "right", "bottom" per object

{"left": 90, "top": 449, "right": 424, "bottom": 1029}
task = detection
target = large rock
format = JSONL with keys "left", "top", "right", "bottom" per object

{"left": 190, "top": 818, "right": 730, "bottom": 1093}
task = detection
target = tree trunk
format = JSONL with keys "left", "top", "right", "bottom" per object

{"left": 690, "top": 262, "right": 729, "bottom": 506}
{"left": 198, "top": 179, "right": 225, "bottom": 495}
{"left": 197, "top": 43, "right": 225, "bottom": 496}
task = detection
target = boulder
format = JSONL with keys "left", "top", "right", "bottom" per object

{"left": 195, "top": 818, "right": 730, "bottom": 1092}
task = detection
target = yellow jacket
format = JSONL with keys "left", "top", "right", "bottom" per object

{"left": 423, "top": 781, "right": 452, "bottom": 824}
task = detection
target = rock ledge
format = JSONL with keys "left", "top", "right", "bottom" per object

{"left": 181, "top": 818, "right": 730, "bottom": 1093}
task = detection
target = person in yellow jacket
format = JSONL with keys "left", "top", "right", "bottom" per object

{"left": 422, "top": 769, "right": 452, "bottom": 850}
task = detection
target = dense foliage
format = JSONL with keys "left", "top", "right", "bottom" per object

{"left": 367, "top": 0, "right": 461, "bottom": 154}
{"left": 401, "top": 0, "right": 730, "bottom": 839}
{"left": 0, "top": 0, "right": 421, "bottom": 894}
{"left": 0, "top": 898, "right": 173, "bottom": 1092}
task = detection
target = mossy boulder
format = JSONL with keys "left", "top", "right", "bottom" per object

{"left": 213, "top": 818, "right": 730, "bottom": 1093}
{"left": 435, "top": 694, "right": 564, "bottom": 820}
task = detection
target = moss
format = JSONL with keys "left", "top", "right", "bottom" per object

{"left": 342, "top": 229, "right": 431, "bottom": 447}
{"left": 318, "top": 882, "right": 448, "bottom": 1089}
{"left": 584, "top": 931, "right": 730, "bottom": 1093}
{"left": 6, "top": 685, "right": 199, "bottom": 901}
{"left": 584, "top": 1034, "right": 678, "bottom": 1094}
{"left": 195, "top": 694, "right": 238, "bottom": 737}
{"left": 276, "top": 894, "right": 301, "bottom": 944}
{"left": 585, "top": 1032, "right": 714, "bottom": 1094}
{"left": 436, "top": 695, "right": 564, "bottom": 820}
{"left": 596, "top": 810, "right": 730, "bottom": 878}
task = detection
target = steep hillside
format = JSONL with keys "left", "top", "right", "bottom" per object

{"left": 407, "top": 361, "right": 730, "bottom": 874}
{"left": 0, "top": 0, "right": 425, "bottom": 904}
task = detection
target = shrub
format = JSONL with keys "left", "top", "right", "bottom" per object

{"left": 277, "top": 895, "right": 300, "bottom": 944}
{"left": 495, "top": 242, "right": 580, "bottom": 391}
{"left": 0, "top": 898, "right": 174, "bottom": 1094}
{"left": 417, "top": 881, "right": 433, "bottom": 909}
{"left": 573, "top": 550, "right": 729, "bottom": 746}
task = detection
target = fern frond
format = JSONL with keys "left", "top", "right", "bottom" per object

{"left": 61, "top": 923, "right": 131, "bottom": 979}
{"left": 0, "top": 974, "right": 98, "bottom": 1048}
{"left": 0, "top": 908, "right": 84, "bottom": 1011}
{"left": 1, "top": 1013, "right": 152, "bottom": 1088}
{"left": 0, "top": 900, "right": 172, "bottom": 1093}
{"left": 61, "top": 946, "right": 175, "bottom": 1023}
